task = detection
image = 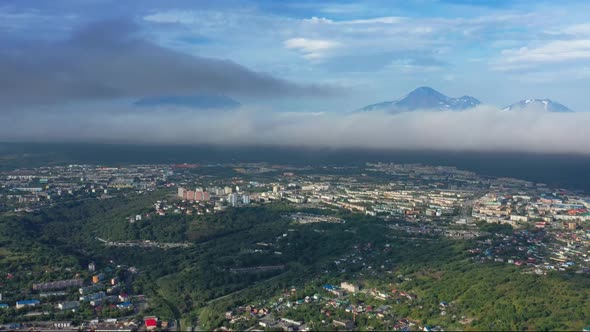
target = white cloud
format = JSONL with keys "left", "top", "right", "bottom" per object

{"left": 386, "top": 59, "right": 444, "bottom": 73}
{"left": 563, "top": 24, "right": 590, "bottom": 36}
{"left": 143, "top": 10, "right": 197, "bottom": 24}
{"left": 494, "top": 22, "right": 590, "bottom": 73}
{"left": 144, "top": 8, "right": 547, "bottom": 62}
{"left": 500, "top": 40, "right": 590, "bottom": 65}
{"left": 304, "top": 16, "right": 406, "bottom": 25}
{"left": 547, "top": 23, "right": 590, "bottom": 37}
{"left": 284, "top": 38, "right": 341, "bottom": 60}
{"left": 344, "top": 16, "right": 406, "bottom": 25}
{"left": 316, "top": 3, "right": 370, "bottom": 15}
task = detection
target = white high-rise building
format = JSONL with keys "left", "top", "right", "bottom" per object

{"left": 242, "top": 195, "right": 250, "bottom": 205}
{"left": 228, "top": 193, "right": 239, "bottom": 206}
{"left": 224, "top": 186, "right": 233, "bottom": 195}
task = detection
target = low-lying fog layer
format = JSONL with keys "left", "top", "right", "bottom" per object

{"left": 1, "top": 105, "right": 588, "bottom": 154}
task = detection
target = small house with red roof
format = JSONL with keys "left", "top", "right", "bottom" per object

{"left": 144, "top": 316, "right": 158, "bottom": 330}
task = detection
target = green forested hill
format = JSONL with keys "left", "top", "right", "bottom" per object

{"left": 0, "top": 194, "right": 588, "bottom": 330}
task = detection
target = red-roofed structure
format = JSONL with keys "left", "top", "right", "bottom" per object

{"left": 144, "top": 316, "right": 158, "bottom": 330}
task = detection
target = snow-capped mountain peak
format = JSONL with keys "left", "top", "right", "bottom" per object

{"left": 360, "top": 87, "right": 481, "bottom": 113}
{"left": 503, "top": 99, "right": 573, "bottom": 113}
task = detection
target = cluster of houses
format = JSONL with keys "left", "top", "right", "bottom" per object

{"left": 152, "top": 198, "right": 216, "bottom": 217}
{"left": 472, "top": 192, "right": 590, "bottom": 226}
{"left": 0, "top": 262, "right": 142, "bottom": 325}
{"left": 468, "top": 227, "right": 590, "bottom": 274}
{"left": 287, "top": 212, "right": 343, "bottom": 224}
{"left": 0, "top": 316, "right": 165, "bottom": 331}
{"left": 0, "top": 165, "right": 167, "bottom": 212}
{"left": 223, "top": 279, "right": 443, "bottom": 332}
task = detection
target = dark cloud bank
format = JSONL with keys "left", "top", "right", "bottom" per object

{"left": 0, "top": 19, "right": 334, "bottom": 108}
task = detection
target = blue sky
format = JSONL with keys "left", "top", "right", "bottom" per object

{"left": 2, "top": 0, "right": 590, "bottom": 112}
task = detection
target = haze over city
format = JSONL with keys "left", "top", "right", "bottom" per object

{"left": 2, "top": 0, "right": 590, "bottom": 153}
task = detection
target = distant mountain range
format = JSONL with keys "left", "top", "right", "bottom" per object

{"left": 134, "top": 94, "right": 241, "bottom": 109}
{"left": 360, "top": 87, "right": 574, "bottom": 113}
